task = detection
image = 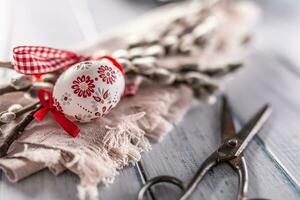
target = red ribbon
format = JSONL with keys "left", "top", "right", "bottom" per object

{"left": 34, "top": 89, "right": 80, "bottom": 137}
{"left": 12, "top": 46, "right": 124, "bottom": 75}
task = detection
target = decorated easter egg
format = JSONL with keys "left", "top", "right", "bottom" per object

{"left": 53, "top": 58, "right": 125, "bottom": 122}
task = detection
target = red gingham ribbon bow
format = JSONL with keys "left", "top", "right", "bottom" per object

{"left": 13, "top": 46, "right": 90, "bottom": 74}
{"left": 34, "top": 89, "right": 80, "bottom": 137}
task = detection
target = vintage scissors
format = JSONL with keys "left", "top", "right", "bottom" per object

{"left": 137, "top": 96, "right": 272, "bottom": 200}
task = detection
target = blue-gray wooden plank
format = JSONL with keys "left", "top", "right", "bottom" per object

{"left": 225, "top": 52, "right": 300, "bottom": 191}
{"left": 253, "top": 0, "right": 300, "bottom": 66}
{"left": 0, "top": 168, "right": 142, "bottom": 200}
{"left": 1, "top": 0, "right": 300, "bottom": 200}
{"left": 140, "top": 96, "right": 300, "bottom": 200}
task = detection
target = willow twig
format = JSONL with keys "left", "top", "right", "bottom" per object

{"left": 0, "top": 101, "right": 40, "bottom": 126}
{"left": 0, "top": 103, "right": 41, "bottom": 157}
{"left": 14, "top": 101, "right": 40, "bottom": 117}
{"left": 0, "top": 85, "right": 17, "bottom": 95}
{"left": 0, "top": 84, "right": 30, "bottom": 96}
{"left": 0, "top": 61, "right": 13, "bottom": 69}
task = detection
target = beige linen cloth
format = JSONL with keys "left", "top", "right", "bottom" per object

{"left": 0, "top": 1, "right": 258, "bottom": 199}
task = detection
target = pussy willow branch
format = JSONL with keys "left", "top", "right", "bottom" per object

{"left": 0, "top": 61, "right": 13, "bottom": 69}
{"left": 0, "top": 101, "right": 40, "bottom": 126}
{"left": 0, "top": 79, "right": 52, "bottom": 155}
{"left": 0, "top": 84, "right": 30, "bottom": 95}
{"left": 111, "top": 0, "right": 246, "bottom": 99}
{"left": 0, "top": 103, "right": 41, "bottom": 157}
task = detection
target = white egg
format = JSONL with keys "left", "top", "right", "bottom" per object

{"left": 53, "top": 58, "right": 125, "bottom": 122}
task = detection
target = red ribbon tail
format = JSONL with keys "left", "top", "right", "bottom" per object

{"left": 34, "top": 107, "right": 49, "bottom": 121}
{"left": 100, "top": 56, "right": 125, "bottom": 75}
{"left": 35, "top": 89, "right": 80, "bottom": 137}
{"left": 52, "top": 112, "right": 80, "bottom": 137}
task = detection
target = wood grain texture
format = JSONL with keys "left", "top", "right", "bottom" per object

{"left": 225, "top": 51, "right": 300, "bottom": 192}
{"left": 0, "top": 167, "right": 142, "bottom": 200}
{"left": 253, "top": 0, "right": 300, "bottom": 66}
{"left": 1, "top": 0, "right": 300, "bottom": 200}
{"left": 140, "top": 99, "right": 300, "bottom": 200}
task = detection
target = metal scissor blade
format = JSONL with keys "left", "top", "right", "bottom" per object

{"left": 221, "top": 96, "right": 237, "bottom": 143}
{"left": 234, "top": 104, "right": 272, "bottom": 157}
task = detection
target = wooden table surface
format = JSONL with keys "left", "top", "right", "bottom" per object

{"left": 1, "top": 0, "right": 300, "bottom": 200}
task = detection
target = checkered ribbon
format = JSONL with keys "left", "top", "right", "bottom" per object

{"left": 13, "top": 46, "right": 90, "bottom": 74}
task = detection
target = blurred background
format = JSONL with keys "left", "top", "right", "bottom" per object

{"left": 1, "top": 0, "right": 300, "bottom": 62}
{"left": 0, "top": 0, "right": 300, "bottom": 86}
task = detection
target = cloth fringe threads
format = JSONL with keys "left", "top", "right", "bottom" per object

{"left": 78, "top": 113, "right": 151, "bottom": 199}
{"left": 0, "top": 82, "right": 192, "bottom": 200}
{"left": 18, "top": 113, "right": 150, "bottom": 200}
{"left": 73, "top": 113, "right": 150, "bottom": 199}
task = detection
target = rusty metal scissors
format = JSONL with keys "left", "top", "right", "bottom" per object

{"left": 137, "top": 96, "right": 272, "bottom": 200}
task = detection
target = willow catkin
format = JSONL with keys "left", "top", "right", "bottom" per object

{"left": 87, "top": 1, "right": 239, "bottom": 98}
{"left": 103, "top": 0, "right": 245, "bottom": 99}
{"left": 0, "top": 112, "right": 16, "bottom": 123}
{"left": 10, "top": 74, "right": 33, "bottom": 90}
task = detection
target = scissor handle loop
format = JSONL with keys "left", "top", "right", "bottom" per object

{"left": 137, "top": 175, "right": 185, "bottom": 200}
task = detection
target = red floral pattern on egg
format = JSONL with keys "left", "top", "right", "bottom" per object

{"left": 71, "top": 75, "right": 95, "bottom": 98}
{"left": 102, "top": 106, "right": 106, "bottom": 113}
{"left": 74, "top": 115, "right": 81, "bottom": 121}
{"left": 93, "top": 89, "right": 109, "bottom": 103}
{"left": 107, "top": 104, "right": 113, "bottom": 112}
{"left": 95, "top": 112, "right": 101, "bottom": 117}
{"left": 97, "top": 65, "right": 117, "bottom": 84}
{"left": 53, "top": 98, "right": 63, "bottom": 113}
